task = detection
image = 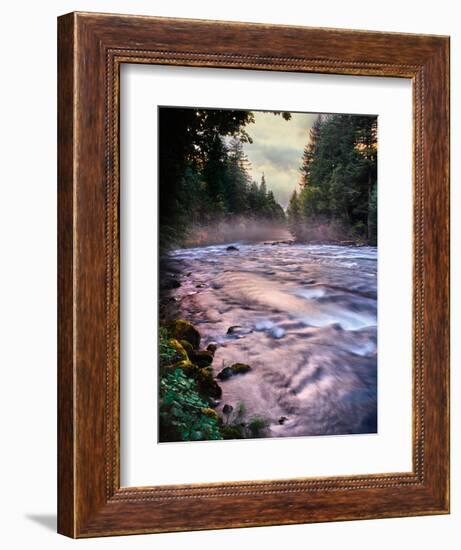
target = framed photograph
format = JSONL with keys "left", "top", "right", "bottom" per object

{"left": 58, "top": 12, "right": 450, "bottom": 537}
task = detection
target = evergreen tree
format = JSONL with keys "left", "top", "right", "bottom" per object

{"left": 225, "top": 138, "right": 252, "bottom": 215}
{"left": 300, "top": 114, "right": 323, "bottom": 188}
{"left": 158, "top": 107, "right": 292, "bottom": 249}
{"left": 267, "top": 190, "right": 285, "bottom": 222}
{"left": 287, "top": 190, "right": 302, "bottom": 238}
{"left": 259, "top": 173, "right": 267, "bottom": 196}
{"left": 247, "top": 180, "right": 260, "bottom": 216}
{"left": 202, "top": 134, "right": 229, "bottom": 216}
{"left": 368, "top": 184, "right": 377, "bottom": 245}
{"left": 257, "top": 173, "right": 268, "bottom": 213}
{"left": 295, "top": 113, "right": 378, "bottom": 244}
{"left": 158, "top": 107, "right": 255, "bottom": 249}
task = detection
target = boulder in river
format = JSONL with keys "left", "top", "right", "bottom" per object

{"left": 190, "top": 350, "right": 214, "bottom": 368}
{"left": 206, "top": 343, "right": 218, "bottom": 354}
{"left": 222, "top": 404, "right": 234, "bottom": 417}
{"left": 226, "top": 325, "right": 253, "bottom": 338}
{"left": 217, "top": 363, "right": 252, "bottom": 380}
{"left": 226, "top": 245, "right": 239, "bottom": 251}
{"left": 168, "top": 319, "right": 201, "bottom": 349}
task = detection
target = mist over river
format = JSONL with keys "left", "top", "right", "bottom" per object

{"left": 164, "top": 239, "right": 377, "bottom": 438}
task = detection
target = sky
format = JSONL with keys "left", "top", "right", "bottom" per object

{"left": 242, "top": 111, "right": 317, "bottom": 208}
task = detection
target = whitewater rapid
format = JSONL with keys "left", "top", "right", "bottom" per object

{"left": 166, "top": 241, "right": 377, "bottom": 438}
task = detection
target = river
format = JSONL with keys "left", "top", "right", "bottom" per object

{"left": 165, "top": 239, "right": 377, "bottom": 438}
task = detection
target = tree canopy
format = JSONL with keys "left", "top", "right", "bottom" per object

{"left": 159, "top": 107, "right": 287, "bottom": 249}
{"left": 287, "top": 113, "right": 377, "bottom": 244}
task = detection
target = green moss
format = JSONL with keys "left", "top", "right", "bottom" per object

{"left": 247, "top": 416, "right": 269, "bottom": 438}
{"left": 217, "top": 363, "right": 252, "bottom": 380}
{"left": 220, "top": 425, "right": 244, "bottom": 440}
{"left": 167, "top": 319, "right": 201, "bottom": 349}
{"left": 158, "top": 323, "right": 223, "bottom": 442}
{"left": 201, "top": 407, "right": 219, "bottom": 420}
{"left": 232, "top": 363, "right": 252, "bottom": 374}
{"left": 164, "top": 359, "right": 194, "bottom": 371}
{"left": 179, "top": 339, "right": 194, "bottom": 357}
{"left": 159, "top": 327, "right": 184, "bottom": 368}
{"left": 168, "top": 339, "right": 189, "bottom": 362}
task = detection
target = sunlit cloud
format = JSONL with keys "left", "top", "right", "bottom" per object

{"left": 243, "top": 111, "right": 317, "bottom": 207}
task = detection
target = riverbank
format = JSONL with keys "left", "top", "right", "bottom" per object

{"left": 159, "top": 319, "right": 269, "bottom": 442}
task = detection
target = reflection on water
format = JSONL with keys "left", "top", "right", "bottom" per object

{"left": 167, "top": 241, "right": 377, "bottom": 437}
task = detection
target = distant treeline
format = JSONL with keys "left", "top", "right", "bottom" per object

{"left": 159, "top": 107, "right": 287, "bottom": 250}
{"left": 287, "top": 114, "right": 378, "bottom": 245}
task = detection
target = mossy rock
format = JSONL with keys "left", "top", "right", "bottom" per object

{"left": 196, "top": 369, "right": 222, "bottom": 400}
{"left": 179, "top": 339, "right": 194, "bottom": 357}
{"left": 183, "top": 364, "right": 222, "bottom": 399}
{"left": 201, "top": 407, "right": 219, "bottom": 420}
{"left": 217, "top": 363, "right": 252, "bottom": 380}
{"left": 220, "top": 425, "right": 244, "bottom": 440}
{"left": 190, "top": 350, "right": 214, "bottom": 368}
{"left": 168, "top": 320, "right": 200, "bottom": 349}
{"left": 217, "top": 367, "right": 232, "bottom": 380}
{"left": 232, "top": 363, "right": 252, "bottom": 374}
{"left": 176, "top": 339, "right": 213, "bottom": 367}
{"left": 206, "top": 343, "right": 218, "bottom": 354}
{"left": 168, "top": 339, "right": 189, "bottom": 362}
{"left": 161, "top": 358, "right": 194, "bottom": 374}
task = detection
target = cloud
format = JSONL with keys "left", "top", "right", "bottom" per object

{"left": 242, "top": 111, "right": 317, "bottom": 207}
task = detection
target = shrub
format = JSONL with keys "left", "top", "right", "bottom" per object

{"left": 247, "top": 416, "right": 270, "bottom": 438}
{"left": 220, "top": 425, "right": 244, "bottom": 439}
{"left": 159, "top": 368, "right": 222, "bottom": 442}
{"left": 159, "top": 327, "right": 182, "bottom": 367}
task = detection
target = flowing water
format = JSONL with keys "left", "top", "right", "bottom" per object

{"left": 165, "top": 239, "right": 377, "bottom": 438}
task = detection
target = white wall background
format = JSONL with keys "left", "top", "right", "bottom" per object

{"left": 0, "top": 1, "right": 457, "bottom": 548}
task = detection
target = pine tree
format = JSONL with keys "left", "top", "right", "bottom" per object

{"left": 300, "top": 115, "right": 323, "bottom": 188}
{"left": 202, "top": 135, "right": 229, "bottom": 216}
{"left": 226, "top": 137, "right": 252, "bottom": 215}
{"left": 287, "top": 190, "right": 302, "bottom": 238}
{"left": 158, "top": 107, "right": 290, "bottom": 248}
{"left": 353, "top": 116, "right": 378, "bottom": 241}
{"left": 259, "top": 173, "right": 267, "bottom": 196}
{"left": 295, "top": 113, "right": 378, "bottom": 244}
{"left": 247, "top": 180, "right": 260, "bottom": 217}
